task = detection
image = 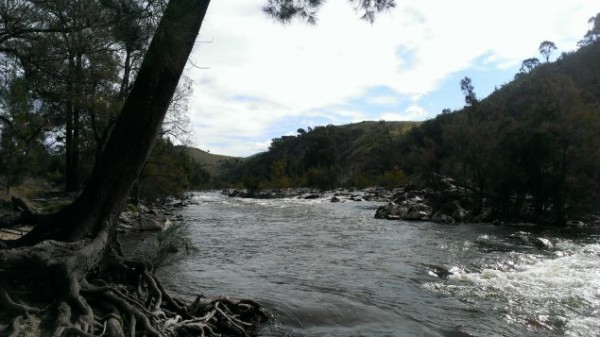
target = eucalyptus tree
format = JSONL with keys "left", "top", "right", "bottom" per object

{"left": 263, "top": 0, "right": 396, "bottom": 23}
{"left": 460, "top": 76, "right": 477, "bottom": 106}
{"left": 0, "top": 1, "right": 398, "bottom": 336}
{"left": 539, "top": 40, "right": 557, "bottom": 62}
{"left": 0, "top": 0, "right": 164, "bottom": 191}
{"left": 519, "top": 57, "right": 541, "bottom": 73}
{"left": 578, "top": 13, "right": 600, "bottom": 46}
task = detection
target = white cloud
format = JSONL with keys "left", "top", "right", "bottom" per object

{"left": 366, "top": 95, "right": 401, "bottom": 106}
{"left": 185, "top": 0, "right": 600, "bottom": 156}
{"left": 379, "top": 104, "right": 429, "bottom": 121}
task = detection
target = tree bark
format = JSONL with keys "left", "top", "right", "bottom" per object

{"left": 0, "top": 3, "right": 270, "bottom": 336}
{"left": 16, "top": 0, "right": 211, "bottom": 245}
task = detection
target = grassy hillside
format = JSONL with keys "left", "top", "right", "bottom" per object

{"left": 178, "top": 146, "right": 242, "bottom": 177}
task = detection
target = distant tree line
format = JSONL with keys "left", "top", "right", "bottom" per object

{"left": 221, "top": 121, "right": 413, "bottom": 191}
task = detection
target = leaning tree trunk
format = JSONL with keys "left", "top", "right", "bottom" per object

{"left": 16, "top": 0, "right": 208, "bottom": 246}
{"left": 0, "top": 1, "right": 266, "bottom": 336}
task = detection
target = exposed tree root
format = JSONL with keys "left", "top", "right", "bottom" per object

{"left": 0, "top": 237, "right": 267, "bottom": 337}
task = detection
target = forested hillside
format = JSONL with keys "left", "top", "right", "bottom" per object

{"left": 222, "top": 121, "right": 417, "bottom": 189}
{"left": 397, "top": 37, "right": 600, "bottom": 223}
{"left": 224, "top": 23, "right": 600, "bottom": 224}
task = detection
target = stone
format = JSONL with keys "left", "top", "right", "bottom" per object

{"left": 431, "top": 212, "right": 454, "bottom": 223}
{"left": 139, "top": 218, "right": 162, "bottom": 231}
{"left": 529, "top": 237, "right": 553, "bottom": 250}
{"left": 405, "top": 204, "right": 432, "bottom": 220}
{"left": 433, "top": 201, "right": 469, "bottom": 222}
{"left": 566, "top": 220, "right": 586, "bottom": 228}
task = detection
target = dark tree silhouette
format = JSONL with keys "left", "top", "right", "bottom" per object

{"left": 520, "top": 57, "right": 541, "bottom": 73}
{"left": 539, "top": 40, "right": 557, "bottom": 62}
{"left": 0, "top": 1, "right": 266, "bottom": 336}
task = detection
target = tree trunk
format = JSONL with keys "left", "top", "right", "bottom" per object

{"left": 65, "top": 74, "right": 76, "bottom": 192}
{"left": 1, "top": 1, "right": 267, "bottom": 336}
{"left": 17, "top": 0, "right": 210, "bottom": 245}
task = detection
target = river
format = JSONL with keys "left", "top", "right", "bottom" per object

{"left": 153, "top": 192, "right": 600, "bottom": 337}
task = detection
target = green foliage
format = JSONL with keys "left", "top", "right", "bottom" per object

{"left": 270, "top": 159, "right": 291, "bottom": 189}
{"left": 397, "top": 39, "right": 600, "bottom": 222}
{"left": 243, "top": 176, "right": 262, "bottom": 192}
{"left": 221, "top": 121, "right": 416, "bottom": 189}
{"left": 520, "top": 58, "right": 541, "bottom": 73}
{"left": 151, "top": 222, "right": 197, "bottom": 270}
{"left": 460, "top": 76, "right": 478, "bottom": 106}
{"left": 305, "top": 167, "right": 338, "bottom": 190}
{"left": 539, "top": 41, "right": 558, "bottom": 62}
{"left": 0, "top": 0, "right": 168, "bottom": 192}
{"left": 377, "top": 169, "right": 408, "bottom": 187}
{"left": 578, "top": 13, "right": 600, "bottom": 46}
{"left": 137, "top": 137, "right": 211, "bottom": 201}
{"left": 0, "top": 75, "right": 54, "bottom": 192}
{"left": 263, "top": 0, "right": 395, "bottom": 24}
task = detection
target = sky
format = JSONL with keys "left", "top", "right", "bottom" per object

{"left": 181, "top": 0, "right": 600, "bottom": 157}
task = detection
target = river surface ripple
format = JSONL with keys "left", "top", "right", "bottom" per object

{"left": 154, "top": 192, "right": 600, "bottom": 337}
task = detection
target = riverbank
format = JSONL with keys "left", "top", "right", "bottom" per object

{"left": 373, "top": 184, "right": 600, "bottom": 228}
{"left": 0, "top": 186, "right": 197, "bottom": 241}
{"left": 222, "top": 184, "right": 600, "bottom": 229}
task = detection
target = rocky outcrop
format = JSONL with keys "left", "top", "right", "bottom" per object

{"left": 431, "top": 201, "right": 470, "bottom": 223}
{"left": 374, "top": 201, "right": 432, "bottom": 221}
{"left": 118, "top": 202, "right": 181, "bottom": 232}
{"left": 374, "top": 184, "right": 468, "bottom": 223}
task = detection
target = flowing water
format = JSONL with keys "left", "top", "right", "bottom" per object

{"left": 154, "top": 192, "right": 600, "bottom": 337}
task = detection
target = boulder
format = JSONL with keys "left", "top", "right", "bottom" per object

{"left": 472, "top": 208, "right": 493, "bottom": 222}
{"left": 374, "top": 202, "right": 431, "bottom": 221}
{"left": 138, "top": 217, "right": 172, "bottom": 231}
{"left": 375, "top": 202, "right": 401, "bottom": 219}
{"left": 405, "top": 204, "right": 433, "bottom": 220}
{"left": 139, "top": 218, "right": 162, "bottom": 231}
{"left": 119, "top": 211, "right": 135, "bottom": 225}
{"left": 566, "top": 220, "right": 586, "bottom": 228}
{"left": 529, "top": 237, "right": 553, "bottom": 250}
{"left": 330, "top": 197, "right": 341, "bottom": 203}
{"left": 433, "top": 201, "right": 469, "bottom": 222}
{"left": 431, "top": 212, "right": 454, "bottom": 223}
{"left": 452, "top": 206, "right": 469, "bottom": 222}
{"left": 162, "top": 219, "right": 173, "bottom": 231}
{"left": 137, "top": 204, "right": 150, "bottom": 213}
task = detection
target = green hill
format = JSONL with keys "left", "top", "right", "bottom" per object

{"left": 177, "top": 147, "right": 241, "bottom": 177}
{"left": 220, "top": 36, "right": 600, "bottom": 224}
{"left": 393, "top": 39, "right": 600, "bottom": 223}
{"left": 221, "top": 121, "right": 418, "bottom": 188}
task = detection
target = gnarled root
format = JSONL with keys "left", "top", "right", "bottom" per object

{"left": 0, "top": 242, "right": 267, "bottom": 337}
